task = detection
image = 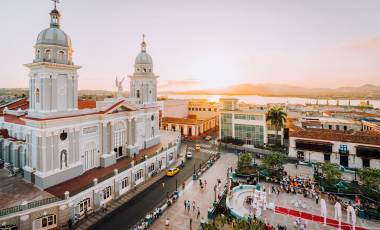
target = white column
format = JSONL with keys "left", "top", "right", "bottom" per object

{"left": 102, "top": 123, "right": 108, "bottom": 155}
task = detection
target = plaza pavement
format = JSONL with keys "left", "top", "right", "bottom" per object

{"left": 150, "top": 152, "right": 238, "bottom": 230}
{"left": 151, "top": 159, "right": 380, "bottom": 230}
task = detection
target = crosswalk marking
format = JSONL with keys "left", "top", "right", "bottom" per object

{"left": 187, "top": 147, "right": 218, "bottom": 155}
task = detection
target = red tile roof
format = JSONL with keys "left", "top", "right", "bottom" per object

{"left": 24, "top": 100, "right": 127, "bottom": 121}
{"left": 3, "top": 114, "right": 26, "bottom": 125}
{"left": 290, "top": 128, "right": 380, "bottom": 146}
{"left": 0, "top": 98, "right": 29, "bottom": 116}
{"left": 0, "top": 129, "right": 9, "bottom": 138}
{"left": 78, "top": 100, "right": 97, "bottom": 109}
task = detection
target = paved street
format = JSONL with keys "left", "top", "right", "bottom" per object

{"left": 150, "top": 152, "right": 238, "bottom": 230}
{"left": 92, "top": 141, "right": 217, "bottom": 230}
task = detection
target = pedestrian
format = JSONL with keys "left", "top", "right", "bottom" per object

{"left": 187, "top": 202, "right": 190, "bottom": 213}
{"left": 192, "top": 201, "right": 196, "bottom": 212}
{"left": 182, "top": 182, "right": 186, "bottom": 190}
{"left": 316, "top": 195, "right": 319, "bottom": 205}
{"left": 197, "top": 207, "right": 200, "bottom": 219}
{"left": 204, "top": 180, "right": 207, "bottom": 188}
{"left": 184, "top": 200, "right": 187, "bottom": 209}
{"left": 162, "top": 182, "right": 165, "bottom": 190}
{"left": 165, "top": 218, "right": 170, "bottom": 228}
{"left": 190, "top": 218, "right": 193, "bottom": 230}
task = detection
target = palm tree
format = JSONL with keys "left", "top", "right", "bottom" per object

{"left": 266, "top": 106, "right": 287, "bottom": 146}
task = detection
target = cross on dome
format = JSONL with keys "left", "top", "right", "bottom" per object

{"left": 49, "top": 0, "right": 61, "bottom": 28}
{"left": 141, "top": 34, "right": 147, "bottom": 52}
{"left": 51, "top": 0, "right": 60, "bottom": 9}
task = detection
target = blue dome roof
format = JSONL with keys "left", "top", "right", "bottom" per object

{"left": 135, "top": 51, "right": 152, "bottom": 65}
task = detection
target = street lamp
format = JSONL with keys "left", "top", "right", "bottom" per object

{"left": 214, "top": 184, "right": 217, "bottom": 203}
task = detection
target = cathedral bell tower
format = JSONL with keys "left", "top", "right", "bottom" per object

{"left": 25, "top": 3, "right": 81, "bottom": 118}
{"left": 129, "top": 35, "right": 158, "bottom": 106}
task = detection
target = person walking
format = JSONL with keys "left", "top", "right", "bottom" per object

{"left": 316, "top": 194, "right": 319, "bottom": 205}
{"left": 204, "top": 180, "right": 207, "bottom": 188}
{"left": 197, "top": 207, "right": 200, "bottom": 219}
{"left": 165, "top": 218, "right": 170, "bottom": 229}
{"left": 184, "top": 200, "right": 187, "bottom": 210}
{"left": 190, "top": 218, "right": 193, "bottom": 230}
{"left": 187, "top": 201, "right": 191, "bottom": 213}
{"left": 192, "top": 201, "right": 196, "bottom": 213}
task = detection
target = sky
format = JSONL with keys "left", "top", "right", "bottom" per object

{"left": 0, "top": 0, "right": 380, "bottom": 91}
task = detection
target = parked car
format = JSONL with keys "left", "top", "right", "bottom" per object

{"left": 166, "top": 167, "right": 180, "bottom": 177}
{"left": 195, "top": 144, "right": 201, "bottom": 151}
{"left": 186, "top": 152, "right": 193, "bottom": 159}
{"left": 204, "top": 136, "right": 212, "bottom": 141}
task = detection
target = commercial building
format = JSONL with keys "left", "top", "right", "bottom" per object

{"left": 219, "top": 98, "right": 283, "bottom": 146}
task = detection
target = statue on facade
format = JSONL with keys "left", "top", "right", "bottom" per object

{"left": 115, "top": 76, "right": 125, "bottom": 97}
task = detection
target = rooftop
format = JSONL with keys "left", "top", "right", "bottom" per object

{"left": 0, "top": 169, "right": 53, "bottom": 209}
{"left": 290, "top": 128, "right": 380, "bottom": 146}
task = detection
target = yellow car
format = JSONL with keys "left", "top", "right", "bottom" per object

{"left": 195, "top": 144, "right": 201, "bottom": 151}
{"left": 166, "top": 167, "right": 180, "bottom": 177}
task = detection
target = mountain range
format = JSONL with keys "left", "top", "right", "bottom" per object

{"left": 174, "top": 83, "right": 380, "bottom": 99}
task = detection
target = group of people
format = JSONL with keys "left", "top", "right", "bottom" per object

{"left": 275, "top": 175, "right": 320, "bottom": 204}
{"left": 184, "top": 200, "right": 201, "bottom": 219}
{"left": 133, "top": 208, "right": 163, "bottom": 230}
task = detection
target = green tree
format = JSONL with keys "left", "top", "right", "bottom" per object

{"left": 262, "top": 153, "right": 287, "bottom": 170}
{"left": 358, "top": 168, "right": 380, "bottom": 190}
{"left": 266, "top": 106, "right": 287, "bottom": 146}
{"left": 320, "top": 163, "right": 342, "bottom": 186}
{"left": 237, "top": 152, "right": 253, "bottom": 171}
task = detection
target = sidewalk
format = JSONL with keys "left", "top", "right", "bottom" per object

{"left": 74, "top": 171, "right": 167, "bottom": 230}
{"left": 150, "top": 152, "right": 237, "bottom": 230}
{"left": 74, "top": 144, "right": 188, "bottom": 230}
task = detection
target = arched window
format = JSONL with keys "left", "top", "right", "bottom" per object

{"left": 35, "top": 88, "right": 40, "bottom": 103}
{"left": 45, "top": 49, "right": 51, "bottom": 60}
{"left": 136, "top": 90, "right": 140, "bottom": 98}
{"left": 143, "top": 68, "right": 147, "bottom": 72}
{"left": 60, "top": 149, "right": 68, "bottom": 169}
{"left": 36, "top": 49, "right": 41, "bottom": 59}
{"left": 58, "top": 51, "right": 65, "bottom": 61}
{"left": 152, "top": 127, "right": 154, "bottom": 137}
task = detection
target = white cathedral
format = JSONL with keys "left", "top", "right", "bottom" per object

{"left": 0, "top": 6, "right": 161, "bottom": 189}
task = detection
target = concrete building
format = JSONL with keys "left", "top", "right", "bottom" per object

{"left": 289, "top": 116, "right": 380, "bottom": 169}
{"left": 219, "top": 98, "right": 284, "bottom": 146}
{"left": 188, "top": 99, "right": 219, "bottom": 120}
{"left": 301, "top": 117, "right": 362, "bottom": 131}
{"left": 160, "top": 99, "right": 218, "bottom": 138}
{"left": 0, "top": 5, "right": 162, "bottom": 189}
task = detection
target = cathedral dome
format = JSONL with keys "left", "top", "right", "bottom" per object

{"left": 135, "top": 51, "right": 153, "bottom": 65}
{"left": 36, "top": 27, "right": 72, "bottom": 48}
{"left": 35, "top": 8, "right": 71, "bottom": 48}
{"left": 135, "top": 37, "right": 153, "bottom": 65}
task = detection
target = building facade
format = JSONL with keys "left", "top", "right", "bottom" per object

{"left": 219, "top": 98, "right": 274, "bottom": 146}
{"left": 160, "top": 99, "right": 218, "bottom": 138}
{"left": 0, "top": 6, "right": 162, "bottom": 189}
